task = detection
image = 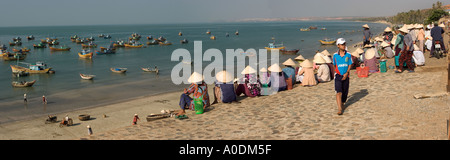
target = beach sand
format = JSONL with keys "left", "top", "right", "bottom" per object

{"left": 1, "top": 26, "right": 449, "bottom": 140}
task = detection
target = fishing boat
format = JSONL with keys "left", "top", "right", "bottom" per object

{"left": 110, "top": 67, "right": 127, "bottom": 73}
{"left": 141, "top": 67, "right": 159, "bottom": 74}
{"left": 264, "top": 43, "right": 285, "bottom": 51}
{"left": 81, "top": 43, "right": 97, "bottom": 48}
{"left": 78, "top": 50, "right": 93, "bottom": 59}
{"left": 180, "top": 39, "right": 188, "bottom": 44}
{"left": 113, "top": 41, "right": 125, "bottom": 47}
{"left": 80, "top": 73, "right": 95, "bottom": 80}
{"left": 12, "top": 47, "right": 30, "bottom": 53}
{"left": 2, "top": 52, "right": 26, "bottom": 61}
{"left": 235, "top": 30, "right": 239, "bottom": 35}
{"left": 95, "top": 49, "right": 115, "bottom": 55}
{"left": 47, "top": 40, "right": 59, "bottom": 46}
{"left": 210, "top": 35, "right": 216, "bottom": 40}
{"left": 33, "top": 43, "right": 47, "bottom": 48}
{"left": 158, "top": 41, "right": 172, "bottom": 46}
{"left": 280, "top": 49, "right": 300, "bottom": 55}
{"left": 124, "top": 43, "right": 144, "bottom": 48}
{"left": 147, "top": 35, "right": 153, "bottom": 40}
{"left": 147, "top": 40, "right": 159, "bottom": 45}
{"left": 178, "top": 32, "right": 183, "bottom": 36}
{"left": 309, "top": 26, "right": 318, "bottom": 30}
{"left": 70, "top": 35, "right": 78, "bottom": 42}
{"left": 104, "top": 35, "right": 111, "bottom": 39}
{"left": 10, "top": 61, "right": 53, "bottom": 74}
{"left": 98, "top": 34, "right": 105, "bottom": 37}
{"left": 206, "top": 30, "right": 211, "bottom": 34}
{"left": 157, "top": 36, "right": 166, "bottom": 42}
{"left": 49, "top": 46, "right": 71, "bottom": 51}
{"left": 27, "top": 35, "right": 35, "bottom": 40}
{"left": 321, "top": 27, "right": 327, "bottom": 30}
{"left": 300, "top": 28, "right": 310, "bottom": 31}
{"left": 319, "top": 38, "right": 336, "bottom": 45}
{"left": 100, "top": 47, "right": 116, "bottom": 52}
{"left": 11, "top": 80, "right": 36, "bottom": 87}
{"left": 9, "top": 41, "right": 22, "bottom": 46}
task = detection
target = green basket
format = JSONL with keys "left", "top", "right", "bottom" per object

{"left": 194, "top": 98, "right": 204, "bottom": 114}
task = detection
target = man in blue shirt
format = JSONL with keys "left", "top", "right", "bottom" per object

{"left": 332, "top": 38, "right": 353, "bottom": 115}
{"left": 430, "top": 22, "right": 447, "bottom": 57}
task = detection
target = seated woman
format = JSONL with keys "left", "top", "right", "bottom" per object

{"left": 363, "top": 49, "right": 379, "bottom": 73}
{"left": 213, "top": 70, "right": 237, "bottom": 104}
{"left": 268, "top": 63, "right": 287, "bottom": 93}
{"left": 177, "top": 72, "right": 210, "bottom": 116}
{"left": 235, "top": 66, "right": 260, "bottom": 97}
{"left": 313, "top": 55, "right": 331, "bottom": 83}
{"left": 259, "top": 68, "right": 271, "bottom": 96}
{"left": 412, "top": 44, "right": 425, "bottom": 66}
{"left": 294, "top": 55, "right": 305, "bottom": 83}
{"left": 380, "top": 41, "right": 394, "bottom": 58}
{"left": 298, "top": 59, "right": 317, "bottom": 86}
{"left": 351, "top": 48, "right": 364, "bottom": 69}
{"left": 282, "top": 58, "right": 297, "bottom": 90}
{"left": 316, "top": 50, "right": 334, "bottom": 80}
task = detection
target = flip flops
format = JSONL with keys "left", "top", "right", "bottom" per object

{"left": 175, "top": 114, "right": 189, "bottom": 120}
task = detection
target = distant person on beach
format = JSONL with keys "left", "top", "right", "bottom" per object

{"left": 42, "top": 95, "right": 47, "bottom": 104}
{"left": 177, "top": 72, "right": 210, "bottom": 116}
{"left": 383, "top": 27, "right": 394, "bottom": 43}
{"left": 132, "top": 114, "right": 140, "bottom": 125}
{"left": 23, "top": 94, "right": 27, "bottom": 103}
{"left": 394, "top": 28, "right": 405, "bottom": 56}
{"left": 333, "top": 38, "right": 352, "bottom": 115}
{"left": 362, "top": 24, "right": 372, "bottom": 46}
{"left": 316, "top": 50, "right": 334, "bottom": 80}
{"left": 416, "top": 24, "right": 425, "bottom": 52}
{"left": 430, "top": 22, "right": 447, "bottom": 57}
{"left": 87, "top": 125, "right": 93, "bottom": 135}
{"left": 396, "top": 26, "right": 415, "bottom": 73}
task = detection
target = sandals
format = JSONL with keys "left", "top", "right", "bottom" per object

{"left": 175, "top": 114, "right": 189, "bottom": 120}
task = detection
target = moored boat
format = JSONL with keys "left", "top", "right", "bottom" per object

{"left": 280, "top": 49, "right": 300, "bottom": 55}
{"left": 80, "top": 73, "right": 95, "bottom": 80}
{"left": 49, "top": 46, "right": 71, "bottom": 51}
{"left": 33, "top": 43, "right": 47, "bottom": 48}
{"left": 124, "top": 43, "right": 144, "bottom": 48}
{"left": 11, "top": 80, "right": 36, "bottom": 87}
{"left": 158, "top": 41, "right": 172, "bottom": 46}
{"left": 319, "top": 38, "right": 336, "bottom": 45}
{"left": 141, "top": 67, "right": 159, "bottom": 74}
{"left": 300, "top": 28, "right": 310, "bottom": 31}
{"left": 78, "top": 51, "right": 93, "bottom": 59}
{"left": 264, "top": 43, "right": 285, "bottom": 51}
{"left": 10, "top": 61, "right": 53, "bottom": 74}
{"left": 2, "top": 52, "right": 27, "bottom": 61}
{"left": 210, "top": 35, "right": 216, "bottom": 40}
{"left": 110, "top": 67, "right": 127, "bottom": 73}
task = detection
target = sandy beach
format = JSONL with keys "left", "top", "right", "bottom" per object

{"left": 1, "top": 23, "right": 449, "bottom": 140}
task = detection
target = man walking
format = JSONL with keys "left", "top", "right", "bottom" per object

{"left": 362, "top": 24, "right": 372, "bottom": 46}
{"left": 332, "top": 38, "right": 352, "bottom": 115}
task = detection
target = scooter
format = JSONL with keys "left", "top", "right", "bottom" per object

{"left": 434, "top": 40, "right": 444, "bottom": 59}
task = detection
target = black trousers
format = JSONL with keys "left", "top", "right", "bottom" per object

{"left": 334, "top": 74, "right": 350, "bottom": 103}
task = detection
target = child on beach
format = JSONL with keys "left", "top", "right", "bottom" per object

{"left": 42, "top": 95, "right": 47, "bottom": 104}
{"left": 132, "top": 114, "right": 140, "bottom": 125}
{"left": 333, "top": 38, "right": 352, "bottom": 115}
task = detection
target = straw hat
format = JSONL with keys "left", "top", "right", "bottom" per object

{"left": 365, "top": 49, "right": 376, "bottom": 60}
{"left": 351, "top": 50, "right": 360, "bottom": 57}
{"left": 374, "top": 37, "right": 383, "bottom": 42}
{"left": 260, "top": 67, "right": 267, "bottom": 72}
{"left": 294, "top": 55, "right": 305, "bottom": 61}
{"left": 322, "top": 55, "right": 332, "bottom": 63}
{"left": 215, "top": 70, "right": 234, "bottom": 83}
{"left": 406, "top": 24, "right": 414, "bottom": 30}
{"left": 363, "top": 44, "right": 373, "bottom": 48}
{"left": 187, "top": 72, "right": 204, "bottom": 83}
{"left": 268, "top": 63, "right": 282, "bottom": 72}
{"left": 362, "top": 24, "right": 370, "bottom": 29}
{"left": 398, "top": 26, "right": 409, "bottom": 33}
{"left": 384, "top": 27, "right": 392, "bottom": 32}
{"left": 321, "top": 49, "right": 331, "bottom": 56}
{"left": 313, "top": 54, "right": 326, "bottom": 64}
{"left": 380, "top": 41, "right": 389, "bottom": 48}
{"left": 439, "top": 23, "right": 445, "bottom": 28}
{"left": 241, "top": 66, "right": 257, "bottom": 74}
{"left": 282, "top": 58, "right": 296, "bottom": 66}
{"left": 355, "top": 48, "right": 364, "bottom": 54}
{"left": 413, "top": 44, "right": 420, "bottom": 51}
{"left": 300, "top": 59, "right": 313, "bottom": 68}
{"left": 416, "top": 24, "right": 424, "bottom": 29}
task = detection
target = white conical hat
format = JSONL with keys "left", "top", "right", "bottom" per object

{"left": 313, "top": 54, "right": 326, "bottom": 64}
{"left": 300, "top": 59, "right": 313, "bottom": 68}
{"left": 294, "top": 55, "right": 305, "bottom": 61}
{"left": 187, "top": 72, "right": 204, "bottom": 83}
{"left": 384, "top": 27, "right": 392, "bottom": 32}
{"left": 365, "top": 49, "right": 376, "bottom": 60}
{"left": 380, "top": 41, "right": 389, "bottom": 48}
{"left": 322, "top": 55, "right": 332, "bottom": 63}
{"left": 413, "top": 44, "right": 420, "bottom": 51}
{"left": 282, "top": 58, "right": 296, "bottom": 66}
{"left": 439, "top": 23, "right": 445, "bottom": 28}
{"left": 321, "top": 49, "right": 331, "bottom": 56}
{"left": 260, "top": 67, "right": 267, "bottom": 72}
{"left": 215, "top": 70, "right": 234, "bottom": 83}
{"left": 351, "top": 50, "right": 360, "bottom": 57}
{"left": 362, "top": 24, "right": 370, "bottom": 28}
{"left": 268, "top": 63, "right": 282, "bottom": 72}
{"left": 241, "top": 65, "right": 257, "bottom": 74}
{"left": 398, "top": 26, "right": 409, "bottom": 33}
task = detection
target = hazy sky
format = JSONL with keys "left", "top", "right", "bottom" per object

{"left": 0, "top": 0, "right": 444, "bottom": 27}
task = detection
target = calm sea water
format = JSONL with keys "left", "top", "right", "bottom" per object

{"left": 0, "top": 21, "right": 386, "bottom": 123}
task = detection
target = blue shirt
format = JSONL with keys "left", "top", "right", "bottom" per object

{"left": 282, "top": 66, "right": 296, "bottom": 85}
{"left": 332, "top": 52, "right": 353, "bottom": 75}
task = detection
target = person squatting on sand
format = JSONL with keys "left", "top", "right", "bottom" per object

{"left": 177, "top": 72, "right": 210, "bottom": 116}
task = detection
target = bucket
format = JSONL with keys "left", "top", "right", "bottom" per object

{"left": 193, "top": 98, "right": 204, "bottom": 114}
{"left": 380, "top": 60, "right": 387, "bottom": 73}
{"left": 356, "top": 64, "right": 369, "bottom": 78}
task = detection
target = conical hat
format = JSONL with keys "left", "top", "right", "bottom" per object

{"left": 365, "top": 49, "right": 376, "bottom": 60}
{"left": 241, "top": 65, "right": 257, "bottom": 74}
{"left": 413, "top": 44, "right": 420, "bottom": 51}
{"left": 282, "top": 58, "right": 296, "bottom": 66}
{"left": 215, "top": 70, "right": 234, "bottom": 83}
{"left": 268, "top": 63, "right": 282, "bottom": 72}
{"left": 439, "top": 23, "right": 445, "bottom": 28}
{"left": 374, "top": 37, "right": 383, "bottom": 42}
{"left": 384, "top": 27, "right": 392, "bottom": 32}
{"left": 187, "top": 72, "right": 204, "bottom": 83}
{"left": 351, "top": 50, "right": 360, "bottom": 57}
{"left": 260, "top": 67, "right": 267, "bottom": 72}
{"left": 380, "top": 41, "right": 389, "bottom": 48}
{"left": 321, "top": 49, "right": 331, "bottom": 56}
{"left": 322, "top": 55, "right": 332, "bottom": 63}
{"left": 355, "top": 48, "right": 364, "bottom": 54}
{"left": 294, "top": 55, "right": 305, "bottom": 61}
{"left": 363, "top": 44, "right": 373, "bottom": 48}
{"left": 362, "top": 24, "right": 370, "bottom": 28}
{"left": 300, "top": 59, "right": 313, "bottom": 68}
{"left": 398, "top": 26, "right": 409, "bottom": 33}
{"left": 313, "top": 54, "right": 326, "bottom": 64}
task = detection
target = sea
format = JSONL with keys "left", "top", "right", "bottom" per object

{"left": 0, "top": 21, "right": 387, "bottom": 123}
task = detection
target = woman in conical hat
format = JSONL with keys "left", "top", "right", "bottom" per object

{"left": 236, "top": 66, "right": 260, "bottom": 97}
{"left": 380, "top": 41, "right": 394, "bottom": 58}
{"left": 294, "top": 55, "right": 305, "bottom": 63}
{"left": 213, "top": 70, "right": 237, "bottom": 104}
{"left": 350, "top": 48, "right": 363, "bottom": 69}
{"left": 316, "top": 51, "right": 334, "bottom": 79}
{"left": 297, "top": 59, "right": 317, "bottom": 86}
{"left": 268, "top": 63, "right": 286, "bottom": 93}
{"left": 178, "top": 72, "right": 210, "bottom": 116}
{"left": 362, "top": 24, "right": 372, "bottom": 46}
{"left": 313, "top": 55, "right": 330, "bottom": 83}
{"left": 282, "top": 58, "right": 296, "bottom": 90}
{"left": 363, "top": 49, "right": 379, "bottom": 73}
{"left": 383, "top": 27, "right": 394, "bottom": 42}
{"left": 259, "top": 67, "right": 271, "bottom": 96}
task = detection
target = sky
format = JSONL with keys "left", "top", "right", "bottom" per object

{"left": 0, "top": 0, "right": 445, "bottom": 27}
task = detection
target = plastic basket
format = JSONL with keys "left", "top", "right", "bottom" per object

{"left": 356, "top": 64, "right": 369, "bottom": 78}
{"left": 380, "top": 60, "right": 387, "bottom": 73}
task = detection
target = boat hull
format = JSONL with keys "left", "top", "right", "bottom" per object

{"left": 12, "top": 80, "right": 36, "bottom": 87}
{"left": 319, "top": 40, "right": 336, "bottom": 45}
{"left": 10, "top": 65, "right": 52, "bottom": 74}
{"left": 78, "top": 52, "right": 93, "bottom": 59}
